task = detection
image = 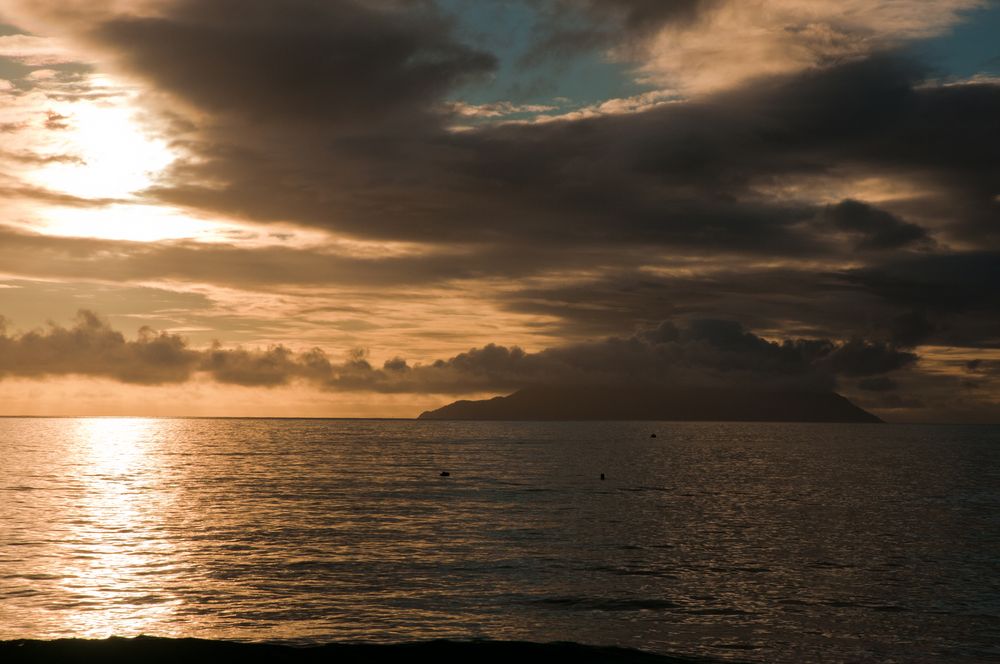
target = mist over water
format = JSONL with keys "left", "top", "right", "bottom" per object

{"left": 1, "top": 418, "right": 998, "bottom": 662}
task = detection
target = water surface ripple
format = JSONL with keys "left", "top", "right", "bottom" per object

{"left": 1, "top": 418, "right": 998, "bottom": 663}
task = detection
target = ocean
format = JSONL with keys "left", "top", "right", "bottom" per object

{"left": 1, "top": 418, "right": 998, "bottom": 662}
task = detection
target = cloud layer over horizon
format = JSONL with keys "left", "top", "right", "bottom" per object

{"left": 0, "top": 309, "right": 920, "bottom": 394}
{"left": 0, "top": 0, "right": 997, "bottom": 420}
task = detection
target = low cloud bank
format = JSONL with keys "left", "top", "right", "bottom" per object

{"left": 0, "top": 310, "right": 916, "bottom": 394}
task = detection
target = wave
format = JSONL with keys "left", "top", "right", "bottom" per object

{"left": 531, "top": 596, "right": 682, "bottom": 611}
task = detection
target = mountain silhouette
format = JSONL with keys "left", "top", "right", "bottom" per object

{"left": 418, "top": 386, "right": 882, "bottom": 423}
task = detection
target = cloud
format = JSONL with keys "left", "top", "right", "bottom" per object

{"left": 521, "top": 0, "right": 712, "bottom": 64}
{"left": 858, "top": 376, "right": 897, "bottom": 392}
{"left": 820, "top": 199, "right": 933, "bottom": 251}
{"left": 888, "top": 310, "right": 936, "bottom": 348}
{"left": 3, "top": 50, "right": 998, "bottom": 364}
{"left": 3, "top": 223, "right": 991, "bottom": 358}
{"left": 201, "top": 343, "right": 307, "bottom": 387}
{"left": 6, "top": 3, "right": 998, "bottom": 258}
{"left": 0, "top": 225, "right": 594, "bottom": 289}
{"left": 840, "top": 251, "right": 1000, "bottom": 348}
{"left": 89, "top": 0, "right": 496, "bottom": 127}
{"left": 0, "top": 34, "right": 78, "bottom": 66}
{"left": 0, "top": 2, "right": 996, "bottom": 422}
{"left": 0, "top": 310, "right": 918, "bottom": 394}
{"left": 520, "top": 0, "right": 982, "bottom": 95}
{"left": 965, "top": 359, "right": 1000, "bottom": 375}
{"left": 448, "top": 100, "right": 559, "bottom": 119}
{"left": 583, "top": 0, "right": 709, "bottom": 33}
{"left": 124, "top": 55, "right": 993, "bottom": 265}
{"left": 820, "top": 337, "right": 917, "bottom": 377}
{"left": 501, "top": 247, "right": 1000, "bottom": 350}
{"left": 0, "top": 309, "right": 196, "bottom": 384}
{"left": 634, "top": 0, "right": 984, "bottom": 94}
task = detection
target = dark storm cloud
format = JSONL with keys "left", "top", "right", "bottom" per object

{"left": 0, "top": 310, "right": 916, "bottom": 393}
{"left": 5, "top": 2, "right": 998, "bottom": 271}
{"left": 503, "top": 248, "right": 1000, "bottom": 350}
{"left": 820, "top": 338, "right": 917, "bottom": 377}
{"left": 888, "top": 310, "right": 936, "bottom": 348}
{"left": 842, "top": 252, "right": 1000, "bottom": 313}
{"left": 24, "top": 0, "right": 965, "bottom": 258}
{"left": 118, "top": 49, "right": 996, "bottom": 268}
{"left": 840, "top": 252, "right": 1000, "bottom": 349}
{"left": 820, "top": 199, "right": 933, "bottom": 251}
{"left": 850, "top": 365, "right": 1000, "bottom": 424}
{"left": 858, "top": 376, "right": 898, "bottom": 392}
{"left": 504, "top": 267, "right": 851, "bottom": 338}
{"left": 93, "top": 0, "right": 496, "bottom": 126}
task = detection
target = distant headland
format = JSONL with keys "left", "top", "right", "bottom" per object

{"left": 418, "top": 386, "right": 882, "bottom": 423}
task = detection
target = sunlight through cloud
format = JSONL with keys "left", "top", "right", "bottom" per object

{"left": 28, "top": 89, "right": 175, "bottom": 200}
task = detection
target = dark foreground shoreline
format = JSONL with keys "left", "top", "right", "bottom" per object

{"left": 0, "top": 637, "right": 727, "bottom": 663}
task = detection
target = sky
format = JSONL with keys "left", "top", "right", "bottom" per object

{"left": 0, "top": 0, "right": 997, "bottom": 420}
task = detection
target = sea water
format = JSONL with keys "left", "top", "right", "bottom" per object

{"left": 1, "top": 418, "right": 998, "bottom": 662}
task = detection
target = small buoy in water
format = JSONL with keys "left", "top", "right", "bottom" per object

{"left": 650, "top": 433, "right": 657, "bottom": 438}
{"left": 440, "top": 471, "right": 450, "bottom": 477}
{"left": 600, "top": 473, "right": 605, "bottom": 481}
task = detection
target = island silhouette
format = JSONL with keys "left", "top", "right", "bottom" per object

{"left": 419, "top": 386, "right": 882, "bottom": 423}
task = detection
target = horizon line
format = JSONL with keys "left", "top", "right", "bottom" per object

{"left": 1, "top": 415, "right": 997, "bottom": 426}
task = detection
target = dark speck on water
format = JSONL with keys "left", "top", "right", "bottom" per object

{"left": 1, "top": 418, "right": 998, "bottom": 664}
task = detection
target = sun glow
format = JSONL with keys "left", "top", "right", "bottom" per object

{"left": 29, "top": 95, "right": 175, "bottom": 201}
{"left": 0, "top": 71, "right": 233, "bottom": 243}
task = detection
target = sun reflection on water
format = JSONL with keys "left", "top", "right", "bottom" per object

{"left": 75, "top": 417, "right": 151, "bottom": 476}
{"left": 52, "top": 418, "right": 182, "bottom": 638}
